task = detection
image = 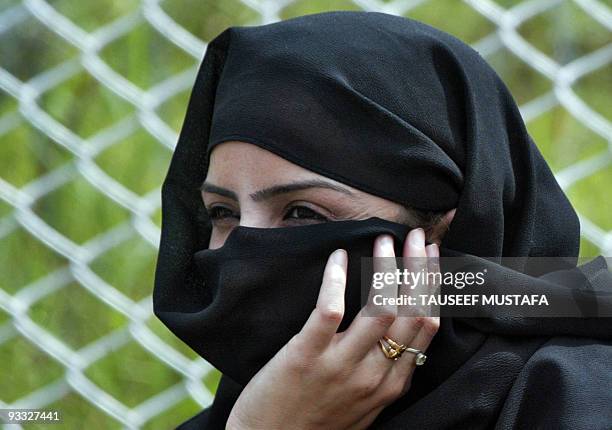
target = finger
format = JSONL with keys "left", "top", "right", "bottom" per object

{"left": 367, "top": 234, "right": 398, "bottom": 315}
{"left": 412, "top": 244, "right": 440, "bottom": 351}
{"left": 398, "top": 228, "right": 428, "bottom": 319}
{"left": 299, "top": 248, "right": 348, "bottom": 352}
{"left": 389, "top": 243, "right": 440, "bottom": 386}
{"left": 384, "top": 315, "right": 439, "bottom": 397}
{"left": 403, "top": 227, "right": 428, "bottom": 260}
{"left": 425, "top": 243, "right": 439, "bottom": 261}
{"left": 402, "top": 313, "right": 439, "bottom": 366}
{"left": 337, "top": 234, "right": 398, "bottom": 358}
{"left": 425, "top": 243, "right": 441, "bottom": 318}
{"left": 402, "top": 227, "right": 427, "bottom": 294}
{"left": 379, "top": 228, "right": 429, "bottom": 368}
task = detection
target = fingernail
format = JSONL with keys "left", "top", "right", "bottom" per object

{"left": 410, "top": 228, "right": 425, "bottom": 246}
{"left": 380, "top": 235, "right": 394, "bottom": 252}
{"left": 332, "top": 249, "right": 347, "bottom": 265}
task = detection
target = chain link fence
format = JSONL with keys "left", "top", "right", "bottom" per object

{"left": 0, "top": 0, "right": 610, "bottom": 428}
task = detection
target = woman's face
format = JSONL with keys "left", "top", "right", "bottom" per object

{"left": 202, "top": 141, "right": 453, "bottom": 249}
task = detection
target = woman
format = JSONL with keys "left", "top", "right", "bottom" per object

{"left": 153, "top": 11, "right": 612, "bottom": 429}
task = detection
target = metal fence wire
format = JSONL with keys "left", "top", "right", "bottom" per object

{"left": 0, "top": 0, "right": 610, "bottom": 428}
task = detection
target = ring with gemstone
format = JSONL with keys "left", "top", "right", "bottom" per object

{"left": 404, "top": 347, "right": 427, "bottom": 366}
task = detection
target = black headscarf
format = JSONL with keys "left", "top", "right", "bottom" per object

{"left": 153, "top": 11, "right": 612, "bottom": 429}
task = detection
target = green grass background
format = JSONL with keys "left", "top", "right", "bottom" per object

{"left": 0, "top": 0, "right": 610, "bottom": 428}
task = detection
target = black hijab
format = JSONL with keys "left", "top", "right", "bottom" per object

{"left": 153, "top": 11, "right": 612, "bottom": 429}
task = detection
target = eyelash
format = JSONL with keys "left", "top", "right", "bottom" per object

{"left": 206, "top": 205, "right": 329, "bottom": 223}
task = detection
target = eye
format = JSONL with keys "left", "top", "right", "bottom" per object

{"left": 207, "top": 205, "right": 239, "bottom": 221}
{"left": 284, "top": 205, "right": 329, "bottom": 222}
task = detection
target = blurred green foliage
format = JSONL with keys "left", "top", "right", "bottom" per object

{"left": 0, "top": 0, "right": 610, "bottom": 428}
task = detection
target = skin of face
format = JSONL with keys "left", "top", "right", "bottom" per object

{"left": 202, "top": 141, "right": 454, "bottom": 249}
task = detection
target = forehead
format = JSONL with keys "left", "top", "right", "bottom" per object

{"left": 207, "top": 141, "right": 327, "bottom": 183}
{"left": 204, "top": 141, "right": 371, "bottom": 199}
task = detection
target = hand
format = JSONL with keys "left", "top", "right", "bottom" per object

{"left": 226, "top": 228, "right": 440, "bottom": 430}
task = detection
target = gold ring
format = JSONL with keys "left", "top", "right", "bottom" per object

{"left": 378, "top": 336, "right": 427, "bottom": 365}
{"left": 378, "top": 336, "right": 407, "bottom": 360}
{"left": 383, "top": 336, "right": 407, "bottom": 352}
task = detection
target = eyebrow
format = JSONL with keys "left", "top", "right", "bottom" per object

{"left": 200, "top": 179, "right": 355, "bottom": 202}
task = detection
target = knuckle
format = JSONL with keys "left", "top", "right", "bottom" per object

{"left": 323, "top": 358, "right": 349, "bottom": 381}
{"left": 420, "top": 316, "right": 440, "bottom": 336}
{"left": 369, "top": 372, "right": 403, "bottom": 405}
{"left": 316, "top": 306, "right": 344, "bottom": 324}
{"left": 372, "top": 311, "right": 396, "bottom": 328}
{"left": 355, "top": 378, "right": 380, "bottom": 399}
{"left": 408, "top": 307, "right": 427, "bottom": 319}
